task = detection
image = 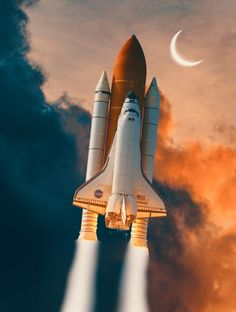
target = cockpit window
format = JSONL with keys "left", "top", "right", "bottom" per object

{"left": 124, "top": 108, "right": 139, "bottom": 117}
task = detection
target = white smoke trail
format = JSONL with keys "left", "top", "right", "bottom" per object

{"left": 61, "top": 240, "right": 98, "bottom": 312}
{"left": 118, "top": 246, "right": 149, "bottom": 312}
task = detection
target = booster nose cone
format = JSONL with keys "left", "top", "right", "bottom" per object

{"left": 105, "top": 35, "right": 147, "bottom": 158}
{"left": 95, "top": 70, "right": 110, "bottom": 93}
{"left": 145, "top": 77, "right": 160, "bottom": 109}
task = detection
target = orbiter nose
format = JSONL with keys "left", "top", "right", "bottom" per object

{"left": 126, "top": 90, "right": 138, "bottom": 100}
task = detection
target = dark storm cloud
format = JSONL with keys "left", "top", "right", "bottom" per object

{"left": 0, "top": 1, "right": 88, "bottom": 311}
{"left": 53, "top": 92, "right": 91, "bottom": 178}
{"left": 94, "top": 226, "right": 128, "bottom": 312}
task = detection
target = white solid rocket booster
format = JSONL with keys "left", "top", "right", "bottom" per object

{"left": 130, "top": 78, "right": 161, "bottom": 248}
{"left": 79, "top": 71, "right": 110, "bottom": 241}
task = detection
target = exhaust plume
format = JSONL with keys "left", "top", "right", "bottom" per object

{"left": 118, "top": 246, "right": 149, "bottom": 312}
{"left": 61, "top": 240, "right": 98, "bottom": 312}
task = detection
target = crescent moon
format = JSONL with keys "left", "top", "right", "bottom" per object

{"left": 170, "top": 30, "right": 203, "bottom": 67}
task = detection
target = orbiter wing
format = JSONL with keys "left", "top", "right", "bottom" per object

{"left": 134, "top": 172, "right": 167, "bottom": 219}
{"left": 73, "top": 136, "right": 116, "bottom": 215}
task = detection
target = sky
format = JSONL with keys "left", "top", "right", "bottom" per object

{"left": 27, "top": 0, "right": 236, "bottom": 146}
{"left": 1, "top": 1, "right": 235, "bottom": 311}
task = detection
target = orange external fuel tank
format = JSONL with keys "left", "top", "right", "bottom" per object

{"left": 104, "top": 35, "right": 147, "bottom": 159}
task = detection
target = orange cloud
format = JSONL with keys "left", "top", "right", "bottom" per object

{"left": 148, "top": 93, "right": 236, "bottom": 312}
{"left": 155, "top": 93, "right": 236, "bottom": 226}
{"left": 149, "top": 223, "right": 236, "bottom": 312}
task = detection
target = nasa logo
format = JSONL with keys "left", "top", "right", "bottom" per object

{"left": 94, "top": 189, "right": 103, "bottom": 198}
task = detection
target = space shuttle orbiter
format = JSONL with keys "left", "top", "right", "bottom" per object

{"left": 73, "top": 91, "right": 166, "bottom": 230}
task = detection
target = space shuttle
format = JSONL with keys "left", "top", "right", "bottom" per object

{"left": 73, "top": 35, "right": 167, "bottom": 247}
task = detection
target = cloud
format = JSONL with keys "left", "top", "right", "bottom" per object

{"left": 0, "top": 2, "right": 86, "bottom": 311}
{"left": 146, "top": 92, "right": 236, "bottom": 312}
{"left": 214, "top": 120, "right": 236, "bottom": 145}
{"left": 149, "top": 222, "right": 236, "bottom": 312}
{"left": 155, "top": 93, "right": 236, "bottom": 226}
{"left": 53, "top": 92, "right": 91, "bottom": 178}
